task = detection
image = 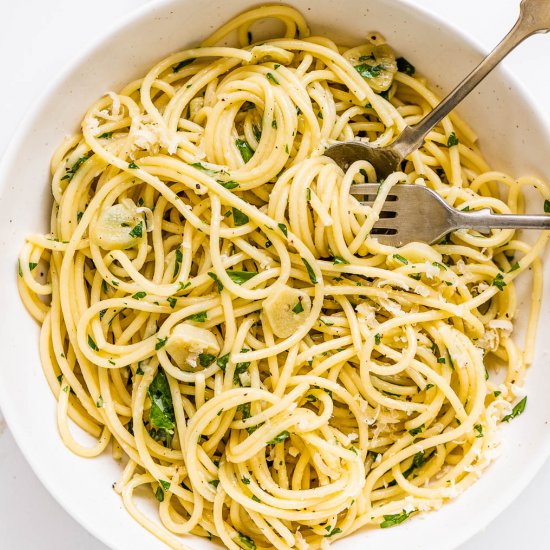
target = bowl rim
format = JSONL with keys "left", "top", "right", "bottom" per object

{"left": 1, "top": 1, "right": 549, "bottom": 549}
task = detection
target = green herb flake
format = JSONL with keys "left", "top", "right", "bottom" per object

{"left": 302, "top": 258, "right": 318, "bottom": 284}
{"left": 324, "top": 526, "right": 343, "bottom": 538}
{"left": 374, "top": 333, "right": 382, "bottom": 345}
{"left": 98, "top": 132, "right": 113, "bottom": 139}
{"left": 29, "top": 262, "right": 38, "bottom": 271}
{"left": 173, "top": 248, "right": 183, "bottom": 278}
{"left": 380, "top": 509, "right": 413, "bottom": 528}
{"left": 492, "top": 273, "right": 507, "bottom": 291}
{"left": 271, "top": 119, "right": 277, "bottom": 129}
{"left": 187, "top": 311, "right": 207, "bottom": 322}
{"left": 332, "top": 255, "right": 349, "bottom": 265}
{"left": 474, "top": 424, "right": 484, "bottom": 438}
{"left": 128, "top": 162, "right": 139, "bottom": 169}
{"left": 267, "top": 430, "right": 290, "bottom": 445}
{"left": 447, "top": 132, "right": 459, "bottom": 148}
{"left": 266, "top": 72, "right": 279, "bottom": 85}
{"left": 61, "top": 155, "right": 90, "bottom": 181}
{"left": 198, "top": 353, "right": 216, "bottom": 367}
{"left": 226, "top": 270, "right": 257, "bottom": 285}
{"left": 148, "top": 369, "right": 175, "bottom": 447}
{"left": 96, "top": 395, "right": 103, "bottom": 408}
{"left": 132, "top": 291, "right": 147, "bottom": 300}
{"left": 503, "top": 396, "right": 527, "bottom": 422}
{"left": 155, "top": 487, "right": 164, "bottom": 502}
{"left": 208, "top": 272, "right": 224, "bottom": 292}
{"left": 208, "top": 479, "right": 220, "bottom": 488}
{"left": 167, "top": 297, "right": 177, "bottom": 309}
{"left": 219, "top": 180, "right": 240, "bottom": 190}
{"left": 217, "top": 353, "right": 230, "bottom": 371}
{"left": 251, "top": 495, "right": 261, "bottom": 502}
{"left": 292, "top": 301, "right": 304, "bottom": 314}
{"left": 494, "top": 390, "right": 502, "bottom": 397}
{"left": 355, "top": 63, "right": 385, "bottom": 79}
{"left": 437, "top": 357, "right": 446, "bottom": 364}
{"left": 236, "top": 533, "right": 256, "bottom": 550}
{"left": 155, "top": 337, "right": 168, "bottom": 350}
{"left": 393, "top": 254, "right": 408, "bottom": 265}
{"left": 545, "top": 199, "right": 550, "bottom": 213}
{"left": 129, "top": 222, "right": 143, "bottom": 238}
{"left": 242, "top": 476, "right": 251, "bottom": 485}
{"left": 396, "top": 57, "right": 416, "bottom": 76}
{"left": 509, "top": 261, "right": 520, "bottom": 272}
{"left": 232, "top": 207, "right": 249, "bottom": 226}
{"left": 88, "top": 335, "right": 99, "bottom": 351}
{"left": 320, "top": 317, "right": 334, "bottom": 326}
{"left": 159, "top": 479, "right": 170, "bottom": 491}
{"left": 278, "top": 223, "right": 288, "bottom": 237}
{"left": 173, "top": 58, "right": 196, "bottom": 72}
{"left": 236, "top": 139, "right": 254, "bottom": 163}
{"left": 408, "top": 424, "right": 424, "bottom": 436}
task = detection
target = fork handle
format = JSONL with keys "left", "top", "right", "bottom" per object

{"left": 393, "top": 0, "right": 550, "bottom": 159}
{"left": 451, "top": 208, "right": 550, "bottom": 231}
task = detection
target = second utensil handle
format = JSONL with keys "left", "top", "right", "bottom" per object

{"left": 393, "top": 0, "right": 550, "bottom": 160}
{"left": 452, "top": 208, "right": 550, "bottom": 231}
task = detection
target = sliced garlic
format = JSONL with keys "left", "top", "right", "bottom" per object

{"left": 90, "top": 201, "right": 144, "bottom": 250}
{"left": 263, "top": 286, "right": 311, "bottom": 338}
{"left": 344, "top": 43, "right": 397, "bottom": 92}
{"left": 166, "top": 324, "right": 220, "bottom": 369}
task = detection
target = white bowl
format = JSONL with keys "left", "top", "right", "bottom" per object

{"left": 1, "top": 1, "right": 549, "bottom": 549}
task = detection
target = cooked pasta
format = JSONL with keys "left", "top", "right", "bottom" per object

{"left": 18, "top": 5, "right": 549, "bottom": 549}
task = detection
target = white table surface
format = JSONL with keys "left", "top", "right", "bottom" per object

{"left": 1, "top": 0, "right": 549, "bottom": 548}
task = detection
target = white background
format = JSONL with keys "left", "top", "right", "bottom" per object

{"left": 0, "top": 0, "right": 549, "bottom": 548}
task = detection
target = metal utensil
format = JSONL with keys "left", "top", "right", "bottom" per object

{"left": 351, "top": 183, "right": 550, "bottom": 247}
{"left": 325, "top": 0, "right": 550, "bottom": 176}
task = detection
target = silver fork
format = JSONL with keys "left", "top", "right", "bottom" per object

{"left": 351, "top": 183, "right": 550, "bottom": 247}
{"left": 325, "top": 0, "right": 550, "bottom": 177}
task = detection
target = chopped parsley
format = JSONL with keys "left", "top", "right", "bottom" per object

{"left": 96, "top": 395, "right": 103, "bottom": 408}
{"left": 172, "top": 58, "right": 196, "bottom": 72}
{"left": 408, "top": 424, "right": 425, "bottom": 436}
{"left": 208, "top": 272, "right": 224, "bottom": 292}
{"left": 267, "top": 431, "right": 290, "bottom": 445}
{"left": 155, "top": 487, "right": 164, "bottom": 502}
{"left": 187, "top": 311, "right": 207, "bottom": 322}
{"left": 474, "top": 424, "right": 484, "bottom": 438}
{"left": 447, "top": 132, "right": 459, "bottom": 148}
{"left": 545, "top": 199, "right": 550, "bottom": 213}
{"left": 128, "top": 162, "right": 139, "bottom": 169}
{"left": 148, "top": 369, "right": 175, "bottom": 446}
{"left": 374, "top": 333, "right": 382, "bottom": 345}
{"left": 208, "top": 479, "right": 220, "bottom": 488}
{"left": 236, "top": 533, "right": 256, "bottom": 550}
{"left": 129, "top": 222, "right": 143, "bottom": 238}
{"left": 167, "top": 297, "right": 177, "bottom": 309}
{"left": 354, "top": 63, "right": 384, "bottom": 78}
{"left": 266, "top": 72, "right": 279, "bottom": 85}
{"left": 132, "top": 291, "right": 147, "bottom": 299}
{"left": 232, "top": 207, "right": 249, "bottom": 226}
{"left": 98, "top": 132, "right": 112, "bottom": 139}
{"left": 198, "top": 353, "right": 216, "bottom": 367}
{"left": 302, "top": 258, "right": 317, "bottom": 284}
{"left": 226, "top": 270, "right": 257, "bottom": 285}
{"left": 292, "top": 301, "right": 304, "bottom": 314}
{"left": 277, "top": 223, "right": 288, "bottom": 237}
{"left": 503, "top": 396, "right": 527, "bottom": 422}
{"left": 155, "top": 337, "right": 168, "bottom": 350}
{"left": 509, "top": 261, "right": 520, "bottom": 272}
{"left": 332, "top": 255, "right": 349, "bottom": 265}
{"left": 380, "top": 509, "right": 413, "bottom": 528}
{"left": 492, "top": 273, "right": 507, "bottom": 291}
{"left": 236, "top": 139, "right": 254, "bottom": 163}
{"left": 61, "top": 155, "right": 90, "bottom": 181}
{"left": 219, "top": 180, "right": 240, "bottom": 190}
{"left": 324, "top": 526, "right": 342, "bottom": 538}
{"left": 396, "top": 57, "right": 415, "bottom": 76}
{"left": 159, "top": 479, "right": 170, "bottom": 491}
{"left": 393, "top": 254, "right": 408, "bottom": 265}
{"left": 88, "top": 335, "right": 99, "bottom": 351}
{"left": 173, "top": 248, "right": 183, "bottom": 278}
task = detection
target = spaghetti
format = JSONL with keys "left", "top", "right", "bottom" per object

{"left": 18, "top": 5, "right": 549, "bottom": 549}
